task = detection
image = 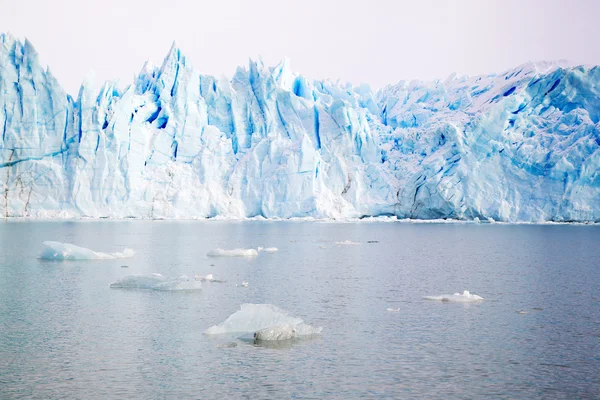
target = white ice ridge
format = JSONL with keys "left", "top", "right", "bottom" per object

{"left": 39, "top": 241, "right": 135, "bottom": 260}
{"left": 110, "top": 274, "right": 202, "bottom": 291}
{"left": 1, "top": 34, "right": 599, "bottom": 222}
{"left": 207, "top": 248, "right": 259, "bottom": 257}
{"left": 204, "top": 304, "right": 322, "bottom": 340}
{"left": 423, "top": 290, "right": 484, "bottom": 302}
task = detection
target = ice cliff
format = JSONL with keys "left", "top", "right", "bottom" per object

{"left": 1, "top": 34, "right": 599, "bottom": 221}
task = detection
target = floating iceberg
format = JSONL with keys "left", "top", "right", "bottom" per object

{"left": 424, "top": 290, "right": 484, "bottom": 302}
{"left": 207, "top": 248, "right": 259, "bottom": 257}
{"left": 39, "top": 241, "right": 135, "bottom": 260}
{"left": 204, "top": 304, "right": 322, "bottom": 340}
{"left": 110, "top": 274, "right": 202, "bottom": 291}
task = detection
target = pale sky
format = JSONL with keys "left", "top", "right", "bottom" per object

{"left": 1, "top": 0, "right": 599, "bottom": 95}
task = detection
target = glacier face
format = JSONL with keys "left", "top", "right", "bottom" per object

{"left": 1, "top": 34, "right": 599, "bottom": 221}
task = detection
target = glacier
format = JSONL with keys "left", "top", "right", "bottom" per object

{"left": 1, "top": 33, "right": 599, "bottom": 222}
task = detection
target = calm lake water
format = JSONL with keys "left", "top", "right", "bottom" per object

{"left": 0, "top": 221, "right": 599, "bottom": 399}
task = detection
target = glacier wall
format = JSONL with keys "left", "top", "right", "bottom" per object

{"left": 1, "top": 34, "right": 599, "bottom": 221}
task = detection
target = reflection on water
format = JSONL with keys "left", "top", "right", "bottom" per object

{"left": 0, "top": 221, "right": 599, "bottom": 399}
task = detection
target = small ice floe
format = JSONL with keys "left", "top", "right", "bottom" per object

{"left": 386, "top": 308, "right": 400, "bottom": 312}
{"left": 204, "top": 303, "right": 322, "bottom": 342}
{"left": 194, "top": 273, "right": 226, "bottom": 283}
{"left": 39, "top": 241, "right": 135, "bottom": 261}
{"left": 335, "top": 240, "right": 360, "bottom": 245}
{"left": 516, "top": 310, "right": 529, "bottom": 314}
{"left": 110, "top": 274, "right": 202, "bottom": 291}
{"left": 207, "top": 248, "right": 258, "bottom": 257}
{"left": 423, "top": 290, "right": 484, "bottom": 303}
{"left": 240, "top": 281, "right": 249, "bottom": 287}
{"left": 258, "top": 247, "right": 279, "bottom": 253}
{"left": 318, "top": 245, "right": 328, "bottom": 249}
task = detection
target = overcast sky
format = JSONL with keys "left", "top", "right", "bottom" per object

{"left": 2, "top": 0, "right": 599, "bottom": 95}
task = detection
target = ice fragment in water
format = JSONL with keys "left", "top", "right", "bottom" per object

{"left": 110, "top": 274, "right": 202, "bottom": 291}
{"left": 39, "top": 241, "right": 135, "bottom": 260}
{"left": 335, "top": 240, "right": 360, "bottom": 245}
{"left": 258, "top": 247, "right": 279, "bottom": 253}
{"left": 204, "top": 303, "right": 322, "bottom": 340}
{"left": 195, "top": 273, "right": 226, "bottom": 283}
{"left": 207, "top": 248, "right": 258, "bottom": 257}
{"left": 254, "top": 323, "right": 321, "bottom": 341}
{"left": 423, "top": 290, "right": 484, "bottom": 302}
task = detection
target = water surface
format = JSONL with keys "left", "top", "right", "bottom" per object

{"left": 0, "top": 221, "right": 599, "bottom": 398}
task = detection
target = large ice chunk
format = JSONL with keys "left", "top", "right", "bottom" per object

{"left": 207, "top": 248, "right": 258, "bottom": 257}
{"left": 424, "top": 290, "right": 484, "bottom": 302}
{"left": 204, "top": 304, "right": 322, "bottom": 339}
{"left": 39, "top": 241, "right": 135, "bottom": 260}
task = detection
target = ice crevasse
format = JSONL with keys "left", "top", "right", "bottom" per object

{"left": 1, "top": 33, "right": 599, "bottom": 222}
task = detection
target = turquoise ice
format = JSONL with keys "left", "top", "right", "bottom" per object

{"left": 1, "top": 34, "right": 599, "bottom": 221}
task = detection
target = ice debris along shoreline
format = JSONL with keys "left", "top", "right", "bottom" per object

{"left": 204, "top": 304, "right": 322, "bottom": 341}
{"left": 109, "top": 274, "right": 202, "bottom": 291}
{"left": 207, "top": 248, "right": 259, "bottom": 257}
{"left": 39, "top": 241, "right": 135, "bottom": 260}
{"left": 424, "top": 290, "right": 484, "bottom": 303}
{"left": 1, "top": 33, "right": 599, "bottom": 222}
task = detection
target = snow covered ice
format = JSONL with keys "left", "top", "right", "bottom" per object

{"left": 1, "top": 33, "right": 600, "bottom": 222}
{"left": 110, "top": 274, "right": 202, "bottom": 291}
{"left": 39, "top": 241, "right": 135, "bottom": 260}
{"left": 204, "top": 303, "right": 322, "bottom": 340}
{"left": 424, "top": 290, "right": 484, "bottom": 303}
{"left": 207, "top": 248, "right": 259, "bottom": 257}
